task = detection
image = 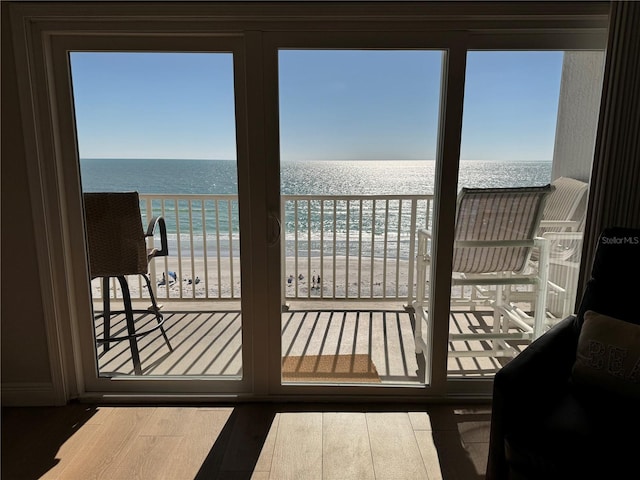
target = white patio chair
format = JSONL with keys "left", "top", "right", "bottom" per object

{"left": 524, "top": 176, "right": 589, "bottom": 318}
{"left": 534, "top": 176, "right": 588, "bottom": 260}
{"left": 413, "top": 185, "right": 554, "bottom": 358}
{"left": 538, "top": 176, "right": 588, "bottom": 233}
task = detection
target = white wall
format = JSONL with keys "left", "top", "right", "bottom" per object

{"left": 552, "top": 51, "right": 606, "bottom": 183}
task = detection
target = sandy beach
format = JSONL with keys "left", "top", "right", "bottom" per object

{"left": 92, "top": 255, "right": 416, "bottom": 301}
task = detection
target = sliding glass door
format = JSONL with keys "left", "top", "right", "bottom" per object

{"left": 446, "top": 50, "right": 604, "bottom": 380}
{"left": 23, "top": 4, "right": 606, "bottom": 399}
{"left": 277, "top": 49, "right": 443, "bottom": 387}
{"left": 47, "top": 34, "right": 256, "bottom": 393}
{"left": 71, "top": 51, "right": 244, "bottom": 379}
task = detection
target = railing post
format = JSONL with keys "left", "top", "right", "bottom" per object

{"left": 144, "top": 198, "right": 159, "bottom": 301}
{"left": 406, "top": 198, "right": 419, "bottom": 306}
{"left": 281, "top": 198, "right": 287, "bottom": 310}
{"left": 414, "top": 229, "right": 428, "bottom": 353}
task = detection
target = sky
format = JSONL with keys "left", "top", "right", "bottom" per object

{"left": 70, "top": 49, "right": 564, "bottom": 162}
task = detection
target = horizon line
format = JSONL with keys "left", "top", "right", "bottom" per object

{"left": 80, "top": 157, "right": 553, "bottom": 162}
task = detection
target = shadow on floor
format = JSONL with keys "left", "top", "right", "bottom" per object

{"left": 1, "top": 401, "right": 490, "bottom": 480}
{"left": 194, "top": 402, "right": 490, "bottom": 479}
{"left": 1, "top": 403, "right": 100, "bottom": 480}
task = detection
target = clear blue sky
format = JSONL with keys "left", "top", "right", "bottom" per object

{"left": 70, "top": 50, "right": 563, "bottom": 161}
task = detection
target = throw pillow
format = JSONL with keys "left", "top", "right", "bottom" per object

{"left": 572, "top": 310, "right": 640, "bottom": 400}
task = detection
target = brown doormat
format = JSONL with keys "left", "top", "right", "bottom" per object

{"left": 282, "top": 354, "right": 381, "bottom": 383}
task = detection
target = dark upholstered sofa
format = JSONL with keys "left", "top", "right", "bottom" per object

{"left": 486, "top": 227, "right": 640, "bottom": 480}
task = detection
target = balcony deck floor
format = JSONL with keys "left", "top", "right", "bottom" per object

{"left": 94, "top": 302, "right": 523, "bottom": 381}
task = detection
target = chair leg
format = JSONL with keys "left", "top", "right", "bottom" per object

{"left": 143, "top": 274, "right": 173, "bottom": 352}
{"left": 102, "top": 277, "right": 111, "bottom": 352}
{"left": 116, "top": 276, "right": 142, "bottom": 375}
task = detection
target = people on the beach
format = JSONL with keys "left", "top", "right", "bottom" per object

{"left": 287, "top": 273, "right": 320, "bottom": 289}
{"left": 159, "top": 271, "right": 202, "bottom": 287}
{"left": 158, "top": 271, "right": 179, "bottom": 287}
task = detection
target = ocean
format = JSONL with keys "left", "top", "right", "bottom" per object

{"left": 80, "top": 158, "right": 552, "bottom": 259}
{"left": 80, "top": 158, "right": 552, "bottom": 196}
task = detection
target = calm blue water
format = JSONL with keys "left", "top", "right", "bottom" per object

{"left": 80, "top": 158, "right": 551, "bottom": 196}
{"left": 80, "top": 158, "right": 551, "bottom": 258}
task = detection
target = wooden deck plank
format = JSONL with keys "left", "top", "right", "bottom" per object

{"left": 161, "top": 408, "right": 234, "bottom": 480}
{"left": 269, "top": 412, "right": 323, "bottom": 480}
{"left": 414, "top": 430, "right": 445, "bottom": 480}
{"left": 366, "top": 412, "right": 428, "bottom": 480}
{"left": 219, "top": 405, "right": 279, "bottom": 475}
{"left": 96, "top": 305, "right": 513, "bottom": 380}
{"left": 323, "top": 412, "right": 375, "bottom": 480}
{"left": 252, "top": 412, "right": 281, "bottom": 473}
{"left": 106, "top": 435, "right": 184, "bottom": 480}
{"left": 55, "top": 407, "right": 156, "bottom": 480}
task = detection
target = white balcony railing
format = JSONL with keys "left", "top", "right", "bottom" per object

{"left": 93, "top": 194, "right": 434, "bottom": 304}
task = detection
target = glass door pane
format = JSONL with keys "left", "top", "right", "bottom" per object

{"left": 448, "top": 50, "right": 604, "bottom": 377}
{"left": 71, "top": 52, "right": 244, "bottom": 378}
{"left": 277, "top": 49, "right": 443, "bottom": 386}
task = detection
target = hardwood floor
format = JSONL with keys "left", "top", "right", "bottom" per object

{"left": 1, "top": 402, "right": 491, "bottom": 479}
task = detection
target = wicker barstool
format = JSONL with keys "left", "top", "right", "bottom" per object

{"left": 83, "top": 192, "right": 173, "bottom": 375}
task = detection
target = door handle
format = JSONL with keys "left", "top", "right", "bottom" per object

{"left": 268, "top": 213, "right": 281, "bottom": 247}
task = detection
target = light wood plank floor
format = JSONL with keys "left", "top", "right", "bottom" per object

{"left": 1, "top": 402, "right": 492, "bottom": 480}
{"left": 95, "top": 303, "right": 521, "bottom": 381}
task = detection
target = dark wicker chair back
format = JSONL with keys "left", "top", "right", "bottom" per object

{"left": 84, "top": 192, "right": 148, "bottom": 277}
